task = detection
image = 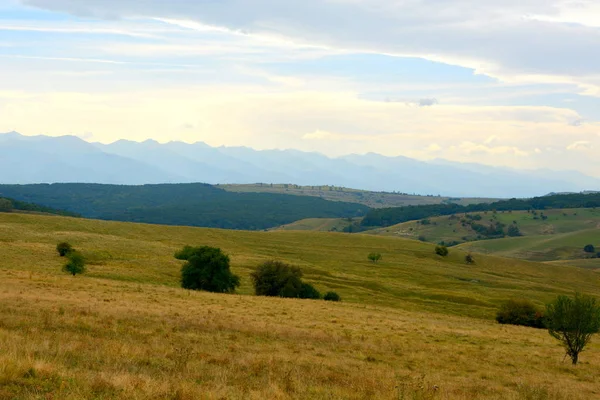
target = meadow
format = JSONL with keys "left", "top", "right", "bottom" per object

{"left": 1, "top": 212, "right": 600, "bottom": 399}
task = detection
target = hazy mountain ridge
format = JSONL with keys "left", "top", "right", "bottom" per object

{"left": 1, "top": 131, "right": 598, "bottom": 197}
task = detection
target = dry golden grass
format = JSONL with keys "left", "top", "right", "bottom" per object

{"left": 1, "top": 213, "right": 600, "bottom": 399}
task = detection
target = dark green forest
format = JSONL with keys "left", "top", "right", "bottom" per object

{"left": 0, "top": 196, "right": 80, "bottom": 217}
{"left": 361, "top": 192, "right": 600, "bottom": 228}
{"left": 0, "top": 183, "right": 369, "bottom": 230}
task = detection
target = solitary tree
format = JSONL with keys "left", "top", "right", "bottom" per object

{"left": 368, "top": 252, "right": 382, "bottom": 263}
{"left": 63, "top": 252, "right": 86, "bottom": 276}
{"left": 545, "top": 293, "right": 600, "bottom": 365}
{"left": 465, "top": 254, "right": 475, "bottom": 265}
{"left": 177, "top": 246, "right": 240, "bottom": 293}
{"left": 435, "top": 245, "right": 449, "bottom": 257}
{"left": 0, "top": 198, "right": 13, "bottom": 212}
{"left": 584, "top": 244, "right": 596, "bottom": 254}
{"left": 56, "top": 242, "right": 73, "bottom": 257}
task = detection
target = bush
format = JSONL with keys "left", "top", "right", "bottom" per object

{"left": 177, "top": 246, "right": 240, "bottom": 293}
{"left": 368, "top": 252, "right": 382, "bottom": 263}
{"left": 465, "top": 254, "right": 475, "bottom": 264}
{"left": 584, "top": 244, "right": 596, "bottom": 253}
{"left": 324, "top": 291, "right": 341, "bottom": 302}
{"left": 56, "top": 242, "right": 73, "bottom": 257}
{"left": 251, "top": 260, "right": 320, "bottom": 299}
{"left": 435, "top": 245, "right": 449, "bottom": 257}
{"left": 63, "top": 252, "right": 86, "bottom": 276}
{"left": 496, "top": 299, "right": 546, "bottom": 329}
{"left": 546, "top": 293, "right": 600, "bottom": 365}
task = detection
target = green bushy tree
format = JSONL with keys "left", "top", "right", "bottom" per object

{"left": 368, "top": 252, "right": 382, "bottom": 263}
{"left": 63, "top": 252, "right": 86, "bottom": 276}
{"left": 583, "top": 244, "right": 595, "bottom": 253}
{"left": 0, "top": 198, "right": 13, "bottom": 212}
{"left": 251, "top": 261, "right": 321, "bottom": 299}
{"left": 435, "top": 245, "right": 449, "bottom": 257}
{"left": 546, "top": 293, "right": 600, "bottom": 365}
{"left": 56, "top": 242, "right": 73, "bottom": 257}
{"left": 496, "top": 299, "right": 546, "bottom": 329}
{"left": 177, "top": 246, "right": 240, "bottom": 293}
{"left": 324, "top": 292, "right": 341, "bottom": 302}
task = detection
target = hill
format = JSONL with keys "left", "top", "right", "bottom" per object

{"left": 0, "top": 183, "right": 368, "bottom": 230}
{"left": 0, "top": 196, "right": 79, "bottom": 217}
{"left": 1, "top": 212, "right": 600, "bottom": 399}
{"left": 219, "top": 183, "right": 498, "bottom": 208}
{"left": 269, "top": 217, "right": 362, "bottom": 232}
{"left": 367, "top": 208, "right": 600, "bottom": 247}
{"left": 361, "top": 192, "right": 600, "bottom": 229}
{"left": 3, "top": 131, "right": 600, "bottom": 197}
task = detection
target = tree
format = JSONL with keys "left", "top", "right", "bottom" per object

{"left": 435, "top": 245, "right": 449, "bottom": 257}
{"left": 0, "top": 198, "right": 13, "bottom": 212}
{"left": 583, "top": 244, "right": 596, "bottom": 253}
{"left": 324, "top": 291, "right": 341, "bottom": 302}
{"left": 299, "top": 283, "right": 321, "bottom": 299}
{"left": 545, "top": 293, "right": 600, "bottom": 365}
{"left": 177, "top": 246, "right": 240, "bottom": 293}
{"left": 56, "top": 242, "right": 73, "bottom": 257}
{"left": 63, "top": 252, "right": 86, "bottom": 276}
{"left": 465, "top": 254, "right": 475, "bottom": 265}
{"left": 368, "top": 252, "right": 382, "bottom": 263}
{"left": 507, "top": 224, "right": 522, "bottom": 237}
{"left": 251, "top": 260, "right": 303, "bottom": 297}
{"left": 496, "top": 299, "right": 545, "bottom": 329}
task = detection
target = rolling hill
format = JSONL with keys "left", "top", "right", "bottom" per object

{"left": 1, "top": 212, "right": 600, "bottom": 399}
{"left": 0, "top": 183, "right": 368, "bottom": 230}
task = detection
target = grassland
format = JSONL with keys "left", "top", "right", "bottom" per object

{"left": 366, "top": 208, "right": 600, "bottom": 260}
{"left": 219, "top": 183, "right": 498, "bottom": 208}
{"left": 2, "top": 212, "right": 600, "bottom": 399}
{"left": 270, "top": 217, "right": 361, "bottom": 232}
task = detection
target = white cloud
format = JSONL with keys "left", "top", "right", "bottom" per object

{"left": 566, "top": 140, "right": 592, "bottom": 151}
{"left": 20, "top": 0, "right": 600, "bottom": 95}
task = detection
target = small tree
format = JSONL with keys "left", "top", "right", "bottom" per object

{"left": 63, "top": 252, "right": 86, "bottom": 276}
{"left": 583, "top": 244, "right": 595, "bottom": 253}
{"left": 507, "top": 225, "right": 522, "bottom": 237}
{"left": 0, "top": 198, "right": 13, "bottom": 212}
{"left": 435, "top": 245, "right": 449, "bottom": 257}
{"left": 251, "top": 261, "right": 320, "bottom": 299}
{"left": 299, "top": 283, "right": 321, "bottom": 299}
{"left": 177, "top": 246, "right": 240, "bottom": 293}
{"left": 56, "top": 242, "right": 73, "bottom": 257}
{"left": 465, "top": 254, "right": 475, "bottom": 265}
{"left": 368, "top": 252, "right": 382, "bottom": 263}
{"left": 324, "top": 291, "right": 341, "bottom": 302}
{"left": 546, "top": 293, "right": 600, "bottom": 365}
{"left": 496, "top": 299, "right": 545, "bottom": 329}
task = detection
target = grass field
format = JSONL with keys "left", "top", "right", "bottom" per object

{"left": 219, "top": 184, "right": 498, "bottom": 208}
{"left": 2, "top": 212, "right": 600, "bottom": 399}
{"left": 270, "top": 217, "right": 360, "bottom": 232}
{"left": 366, "top": 208, "right": 600, "bottom": 260}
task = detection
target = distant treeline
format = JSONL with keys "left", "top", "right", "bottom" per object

{"left": 361, "top": 192, "right": 600, "bottom": 228}
{"left": 0, "top": 183, "right": 369, "bottom": 230}
{"left": 0, "top": 196, "right": 80, "bottom": 217}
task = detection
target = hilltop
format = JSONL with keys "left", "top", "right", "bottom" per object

{"left": 1, "top": 213, "right": 600, "bottom": 398}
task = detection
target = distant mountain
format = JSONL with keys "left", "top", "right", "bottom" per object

{"left": 1, "top": 131, "right": 599, "bottom": 198}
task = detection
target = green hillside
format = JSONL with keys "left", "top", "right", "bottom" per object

{"left": 270, "top": 217, "right": 361, "bottom": 232}
{"left": 0, "top": 183, "right": 368, "bottom": 230}
{"left": 219, "top": 183, "right": 498, "bottom": 208}
{"left": 2, "top": 213, "right": 600, "bottom": 399}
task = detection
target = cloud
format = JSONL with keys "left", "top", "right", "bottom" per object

{"left": 566, "top": 140, "right": 592, "bottom": 151}
{"left": 418, "top": 98, "right": 438, "bottom": 107}
{"left": 20, "top": 0, "right": 600, "bottom": 95}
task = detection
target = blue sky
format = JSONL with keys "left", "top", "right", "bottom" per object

{"left": 1, "top": 0, "right": 599, "bottom": 176}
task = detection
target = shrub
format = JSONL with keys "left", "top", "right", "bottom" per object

{"left": 56, "top": 242, "right": 73, "bottom": 257}
{"left": 368, "top": 252, "right": 382, "bottom": 263}
{"left": 435, "top": 245, "right": 449, "bottom": 257}
{"left": 465, "top": 254, "right": 475, "bottom": 264}
{"left": 546, "top": 293, "right": 600, "bottom": 365}
{"left": 251, "top": 260, "right": 320, "bottom": 299}
{"left": 584, "top": 244, "right": 596, "bottom": 253}
{"left": 63, "top": 252, "right": 86, "bottom": 276}
{"left": 177, "top": 246, "right": 240, "bottom": 293}
{"left": 324, "top": 291, "right": 341, "bottom": 302}
{"left": 496, "top": 299, "right": 546, "bottom": 329}
{"left": 299, "top": 283, "right": 321, "bottom": 299}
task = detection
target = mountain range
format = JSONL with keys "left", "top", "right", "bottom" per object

{"left": 1, "top": 131, "right": 598, "bottom": 198}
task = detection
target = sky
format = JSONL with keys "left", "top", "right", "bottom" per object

{"left": 1, "top": 0, "right": 600, "bottom": 176}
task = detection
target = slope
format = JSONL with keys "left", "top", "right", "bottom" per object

{"left": 1, "top": 213, "right": 600, "bottom": 399}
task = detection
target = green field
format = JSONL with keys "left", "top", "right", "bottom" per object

{"left": 270, "top": 217, "right": 361, "bottom": 232}
{"left": 219, "top": 183, "right": 498, "bottom": 208}
{"left": 2, "top": 212, "right": 600, "bottom": 399}
{"left": 366, "top": 208, "right": 600, "bottom": 259}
